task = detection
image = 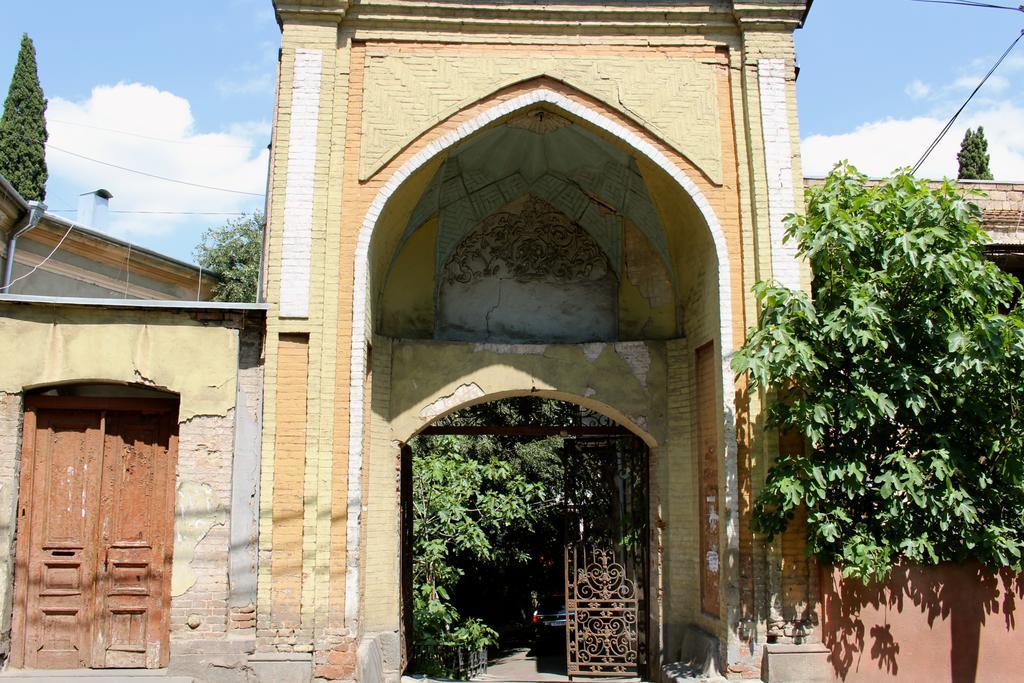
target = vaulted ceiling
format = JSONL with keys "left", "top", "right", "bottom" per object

{"left": 393, "top": 108, "right": 675, "bottom": 286}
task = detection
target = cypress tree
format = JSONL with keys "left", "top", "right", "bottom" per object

{"left": 957, "top": 127, "right": 993, "bottom": 181}
{"left": 0, "top": 34, "right": 48, "bottom": 201}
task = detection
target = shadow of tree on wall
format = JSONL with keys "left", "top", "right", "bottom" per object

{"left": 823, "top": 564, "right": 1023, "bottom": 682}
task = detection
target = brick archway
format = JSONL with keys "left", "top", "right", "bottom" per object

{"left": 347, "top": 84, "right": 741, "bottom": 637}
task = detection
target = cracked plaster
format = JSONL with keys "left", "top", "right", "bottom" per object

{"left": 0, "top": 307, "right": 240, "bottom": 420}
{"left": 172, "top": 480, "right": 228, "bottom": 597}
{"left": 418, "top": 382, "right": 485, "bottom": 420}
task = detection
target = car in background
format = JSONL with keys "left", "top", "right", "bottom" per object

{"left": 532, "top": 594, "right": 568, "bottom": 654}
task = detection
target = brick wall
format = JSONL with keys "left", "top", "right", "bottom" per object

{"left": 268, "top": 334, "right": 309, "bottom": 646}
{"left": 262, "top": 2, "right": 810, "bottom": 678}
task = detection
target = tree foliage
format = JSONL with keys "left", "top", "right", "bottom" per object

{"left": 957, "top": 127, "right": 993, "bottom": 181}
{"left": 733, "top": 163, "right": 1024, "bottom": 583}
{"left": 193, "top": 212, "right": 263, "bottom": 302}
{"left": 0, "top": 34, "right": 48, "bottom": 201}
{"left": 411, "top": 435, "right": 546, "bottom": 676}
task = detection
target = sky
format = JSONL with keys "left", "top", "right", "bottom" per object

{"left": 2, "top": 1, "right": 1024, "bottom": 263}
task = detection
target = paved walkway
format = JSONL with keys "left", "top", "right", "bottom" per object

{"left": 472, "top": 648, "right": 568, "bottom": 681}
{"left": 403, "top": 647, "right": 645, "bottom": 683}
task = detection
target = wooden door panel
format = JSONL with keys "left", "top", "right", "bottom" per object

{"left": 39, "top": 415, "right": 101, "bottom": 548}
{"left": 96, "top": 410, "right": 174, "bottom": 669}
{"left": 106, "top": 415, "right": 161, "bottom": 544}
{"left": 21, "top": 410, "right": 103, "bottom": 669}
{"left": 13, "top": 402, "right": 177, "bottom": 671}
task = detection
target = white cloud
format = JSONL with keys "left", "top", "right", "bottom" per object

{"left": 950, "top": 74, "right": 1010, "bottom": 94}
{"left": 45, "top": 82, "right": 269, "bottom": 238}
{"left": 801, "top": 101, "right": 1024, "bottom": 181}
{"left": 905, "top": 80, "right": 931, "bottom": 100}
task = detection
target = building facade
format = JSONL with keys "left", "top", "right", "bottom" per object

{"left": 256, "top": 1, "right": 815, "bottom": 680}
{"left": 3, "top": 2, "right": 1022, "bottom": 682}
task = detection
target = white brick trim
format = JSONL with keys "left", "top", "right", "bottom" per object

{"left": 345, "top": 88, "right": 739, "bottom": 628}
{"left": 279, "top": 48, "right": 323, "bottom": 318}
{"left": 758, "top": 58, "right": 801, "bottom": 291}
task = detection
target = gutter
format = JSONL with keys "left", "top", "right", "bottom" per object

{"left": 0, "top": 293, "right": 268, "bottom": 311}
{"left": 2, "top": 200, "right": 48, "bottom": 293}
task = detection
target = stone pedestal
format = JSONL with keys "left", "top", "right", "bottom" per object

{"left": 248, "top": 651, "right": 313, "bottom": 682}
{"left": 761, "top": 643, "right": 831, "bottom": 683}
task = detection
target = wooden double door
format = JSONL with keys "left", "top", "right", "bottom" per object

{"left": 12, "top": 397, "right": 178, "bottom": 669}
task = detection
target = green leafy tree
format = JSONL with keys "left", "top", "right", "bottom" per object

{"left": 0, "top": 34, "right": 48, "bottom": 201}
{"left": 412, "top": 436, "right": 545, "bottom": 676}
{"left": 733, "top": 163, "right": 1024, "bottom": 583}
{"left": 957, "top": 127, "right": 993, "bottom": 180}
{"left": 193, "top": 212, "right": 263, "bottom": 302}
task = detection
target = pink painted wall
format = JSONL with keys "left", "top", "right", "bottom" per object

{"left": 822, "top": 564, "right": 1024, "bottom": 683}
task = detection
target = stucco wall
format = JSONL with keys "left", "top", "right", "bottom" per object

{"left": 0, "top": 306, "right": 238, "bottom": 420}
{"left": 357, "top": 338, "right": 670, "bottom": 655}
{"left": 389, "top": 339, "right": 667, "bottom": 445}
{"left": 358, "top": 47, "right": 726, "bottom": 184}
{"left": 0, "top": 392, "right": 21, "bottom": 661}
{"left": 823, "top": 564, "right": 1024, "bottom": 683}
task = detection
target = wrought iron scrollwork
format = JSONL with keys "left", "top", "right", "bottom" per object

{"left": 565, "top": 546, "right": 639, "bottom": 678}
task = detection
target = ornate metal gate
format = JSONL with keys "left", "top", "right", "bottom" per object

{"left": 563, "top": 434, "right": 648, "bottom": 679}
{"left": 565, "top": 546, "right": 639, "bottom": 678}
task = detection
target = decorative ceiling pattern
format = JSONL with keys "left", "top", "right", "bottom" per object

{"left": 442, "top": 195, "right": 610, "bottom": 286}
{"left": 396, "top": 110, "right": 676, "bottom": 286}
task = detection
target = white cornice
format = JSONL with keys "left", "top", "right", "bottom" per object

{"left": 274, "top": 0, "right": 808, "bottom": 37}
{"left": 274, "top": 0, "right": 350, "bottom": 25}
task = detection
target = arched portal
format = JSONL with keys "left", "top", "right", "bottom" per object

{"left": 401, "top": 394, "right": 654, "bottom": 680}
{"left": 10, "top": 382, "right": 180, "bottom": 670}
{"left": 349, "top": 81, "right": 741, "bottom": 677}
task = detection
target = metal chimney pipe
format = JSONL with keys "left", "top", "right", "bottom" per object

{"left": 76, "top": 188, "right": 113, "bottom": 229}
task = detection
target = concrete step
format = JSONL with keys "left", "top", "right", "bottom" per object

{"left": 0, "top": 670, "right": 192, "bottom": 683}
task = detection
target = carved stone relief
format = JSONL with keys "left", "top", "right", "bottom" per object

{"left": 437, "top": 196, "right": 618, "bottom": 343}
{"left": 443, "top": 195, "right": 609, "bottom": 286}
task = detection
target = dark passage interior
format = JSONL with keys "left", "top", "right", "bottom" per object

{"left": 402, "top": 397, "right": 650, "bottom": 682}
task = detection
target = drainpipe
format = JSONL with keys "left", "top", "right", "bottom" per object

{"left": 2, "top": 200, "right": 48, "bottom": 293}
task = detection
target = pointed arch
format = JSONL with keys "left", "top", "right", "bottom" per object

{"left": 344, "top": 86, "right": 738, "bottom": 627}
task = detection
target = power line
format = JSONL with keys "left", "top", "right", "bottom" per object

{"left": 911, "top": 0, "right": 1024, "bottom": 11}
{"left": 49, "top": 209, "right": 250, "bottom": 216}
{"left": 45, "top": 142, "right": 265, "bottom": 197}
{"left": 912, "top": 29, "right": 1024, "bottom": 174}
{"left": 47, "top": 118, "right": 260, "bottom": 149}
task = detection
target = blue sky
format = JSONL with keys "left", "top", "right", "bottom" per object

{"left": 2, "top": 1, "right": 1023, "bottom": 262}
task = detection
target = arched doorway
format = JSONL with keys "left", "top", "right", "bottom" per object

{"left": 352, "top": 81, "right": 739, "bottom": 679}
{"left": 402, "top": 395, "right": 653, "bottom": 681}
{"left": 11, "top": 382, "right": 180, "bottom": 670}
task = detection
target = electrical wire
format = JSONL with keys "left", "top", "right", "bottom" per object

{"left": 47, "top": 118, "right": 259, "bottom": 148}
{"left": 3, "top": 223, "right": 76, "bottom": 292}
{"left": 45, "top": 142, "right": 265, "bottom": 197}
{"left": 912, "top": 29, "right": 1024, "bottom": 174}
{"left": 48, "top": 209, "right": 250, "bottom": 216}
{"left": 911, "top": 0, "right": 1024, "bottom": 11}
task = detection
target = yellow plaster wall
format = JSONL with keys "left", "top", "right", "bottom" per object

{"left": 359, "top": 337, "right": 670, "bottom": 633}
{"left": 389, "top": 340, "right": 668, "bottom": 444}
{"left": 380, "top": 216, "right": 678, "bottom": 341}
{"left": 0, "top": 305, "right": 238, "bottom": 419}
{"left": 619, "top": 221, "right": 677, "bottom": 339}
{"left": 380, "top": 219, "right": 437, "bottom": 337}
